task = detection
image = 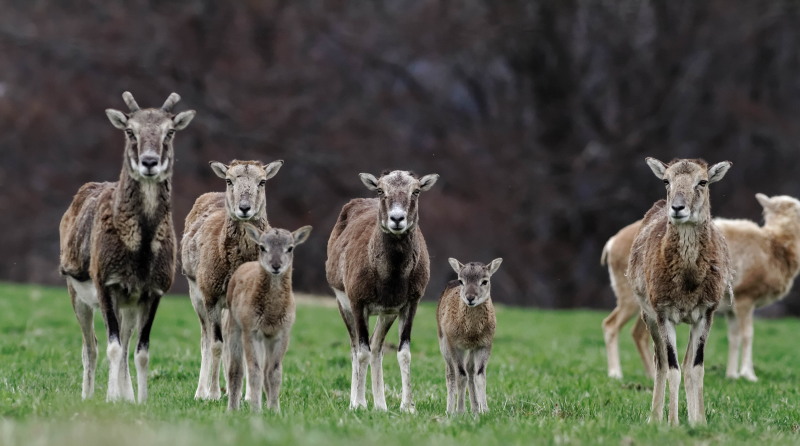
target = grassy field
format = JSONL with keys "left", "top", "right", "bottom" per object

{"left": 0, "top": 282, "right": 798, "bottom": 445}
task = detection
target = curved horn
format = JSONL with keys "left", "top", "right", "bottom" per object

{"left": 161, "top": 93, "right": 181, "bottom": 111}
{"left": 122, "top": 91, "right": 140, "bottom": 112}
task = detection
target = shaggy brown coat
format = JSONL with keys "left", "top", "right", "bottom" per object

{"left": 224, "top": 225, "right": 311, "bottom": 412}
{"left": 437, "top": 282, "right": 496, "bottom": 351}
{"left": 326, "top": 170, "right": 438, "bottom": 412}
{"left": 59, "top": 91, "right": 195, "bottom": 403}
{"left": 627, "top": 157, "right": 732, "bottom": 426}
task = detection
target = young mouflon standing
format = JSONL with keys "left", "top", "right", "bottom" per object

{"left": 59, "top": 91, "right": 195, "bottom": 402}
{"left": 437, "top": 257, "right": 502, "bottom": 415}
{"left": 326, "top": 170, "right": 438, "bottom": 411}
{"left": 628, "top": 157, "right": 733, "bottom": 426}
{"left": 224, "top": 224, "right": 312, "bottom": 412}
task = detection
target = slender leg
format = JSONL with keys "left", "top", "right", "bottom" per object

{"left": 602, "top": 301, "right": 639, "bottom": 379}
{"left": 466, "top": 351, "right": 479, "bottom": 413}
{"left": 225, "top": 315, "right": 244, "bottom": 411}
{"left": 644, "top": 314, "right": 666, "bottom": 423}
{"left": 725, "top": 312, "right": 741, "bottom": 379}
{"left": 134, "top": 294, "right": 161, "bottom": 403}
{"left": 265, "top": 333, "right": 290, "bottom": 411}
{"left": 397, "top": 302, "right": 419, "bottom": 413}
{"left": 658, "top": 317, "right": 681, "bottom": 426}
{"left": 334, "top": 290, "right": 363, "bottom": 410}
{"left": 98, "top": 285, "right": 124, "bottom": 402}
{"left": 735, "top": 302, "right": 757, "bottom": 381}
{"left": 370, "top": 314, "right": 397, "bottom": 411}
{"left": 207, "top": 302, "right": 224, "bottom": 400}
{"left": 189, "top": 280, "right": 211, "bottom": 399}
{"left": 68, "top": 281, "right": 98, "bottom": 400}
{"left": 472, "top": 347, "right": 491, "bottom": 413}
{"left": 455, "top": 352, "right": 467, "bottom": 414}
{"left": 685, "top": 310, "right": 712, "bottom": 425}
{"left": 118, "top": 306, "right": 137, "bottom": 402}
{"left": 632, "top": 316, "right": 655, "bottom": 380}
{"left": 440, "top": 336, "right": 457, "bottom": 414}
{"left": 243, "top": 331, "right": 262, "bottom": 412}
{"left": 353, "top": 304, "right": 371, "bottom": 409}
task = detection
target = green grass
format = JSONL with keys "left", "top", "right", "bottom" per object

{"left": 0, "top": 282, "right": 798, "bottom": 445}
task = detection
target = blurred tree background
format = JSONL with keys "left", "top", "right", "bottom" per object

{"left": 1, "top": 0, "right": 799, "bottom": 314}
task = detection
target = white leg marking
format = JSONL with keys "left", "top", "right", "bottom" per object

{"left": 135, "top": 348, "right": 149, "bottom": 403}
{"left": 355, "top": 344, "right": 370, "bottom": 409}
{"left": 397, "top": 345, "right": 415, "bottom": 413}
{"left": 106, "top": 341, "right": 123, "bottom": 402}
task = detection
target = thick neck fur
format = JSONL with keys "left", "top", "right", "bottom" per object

{"left": 223, "top": 210, "right": 269, "bottom": 253}
{"left": 368, "top": 227, "right": 418, "bottom": 280}
{"left": 113, "top": 166, "right": 171, "bottom": 247}
{"left": 663, "top": 215, "right": 712, "bottom": 291}
{"left": 255, "top": 267, "right": 292, "bottom": 298}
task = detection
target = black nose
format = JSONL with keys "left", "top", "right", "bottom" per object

{"left": 271, "top": 264, "right": 281, "bottom": 272}
{"left": 467, "top": 296, "right": 475, "bottom": 304}
{"left": 141, "top": 156, "right": 158, "bottom": 170}
{"left": 239, "top": 203, "right": 251, "bottom": 214}
{"left": 671, "top": 204, "right": 685, "bottom": 212}
{"left": 390, "top": 215, "right": 405, "bottom": 223}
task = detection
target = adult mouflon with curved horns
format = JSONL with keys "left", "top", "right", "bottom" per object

{"left": 59, "top": 91, "right": 195, "bottom": 402}
{"left": 326, "top": 170, "right": 439, "bottom": 411}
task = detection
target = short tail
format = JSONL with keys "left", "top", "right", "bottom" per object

{"left": 600, "top": 236, "right": 614, "bottom": 266}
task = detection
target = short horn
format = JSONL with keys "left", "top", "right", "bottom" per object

{"left": 122, "top": 91, "right": 140, "bottom": 112}
{"left": 161, "top": 93, "right": 181, "bottom": 111}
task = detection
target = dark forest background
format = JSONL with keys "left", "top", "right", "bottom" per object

{"left": 2, "top": 1, "right": 800, "bottom": 315}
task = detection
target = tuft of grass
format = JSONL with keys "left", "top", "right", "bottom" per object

{"left": 0, "top": 282, "right": 798, "bottom": 445}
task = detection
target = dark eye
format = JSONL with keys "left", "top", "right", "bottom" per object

{"left": 481, "top": 280, "right": 488, "bottom": 286}
{"left": 259, "top": 180, "right": 267, "bottom": 187}
{"left": 376, "top": 188, "right": 385, "bottom": 197}
{"left": 663, "top": 179, "right": 669, "bottom": 186}
{"left": 698, "top": 180, "right": 708, "bottom": 187}
{"left": 166, "top": 129, "right": 176, "bottom": 138}
{"left": 125, "top": 129, "right": 135, "bottom": 139}
{"left": 259, "top": 245, "right": 266, "bottom": 252}
{"left": 226, "top": 179, "right": 233, "bottom": 186}
{"left": 458, "top": 279, "right": 464, "bottom": 285}
{"left": 286, "top": 246, "right": 293, "bottom": 253}
{"left": 412, "top": 189, "right": 420, "bottom": 196}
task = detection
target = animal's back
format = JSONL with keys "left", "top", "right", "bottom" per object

{"left": 325, "top": 198, "right": 379, "bottom": 290}
{"left": 181, "top": 192, "right": 226, "bottom": 279}
{"left": 717, "top": 218, "right": 797, "bottom": 308}
{"left": 59, "top": 181, "right": 116, "bottom": 280}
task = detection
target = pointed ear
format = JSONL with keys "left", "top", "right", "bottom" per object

{"left": 264, "top": 160, "right": 284, "bottom": 180}
{"left": 360, "top": 173, "right": 380, "bottom": 191}
{"left": 105, "top": 109, "right": 128, "bottom": 129}
{"left": 172, "top": 110, "right": 196, "bottom": 130}
{"left": 209, "top": 161, "right": 228, "bottom": 179}
{"left": 243, "top": 224, "right": 262, "bottom": 245}
{"left": 755, "top": 193, "right": 771, "bottom": 209}
{"left": 645, "top": 157, "right": 667, "bottom": 179}
{"left": 419, "top": 174, "right": 439, "bottom": 191}
{"left": 292, "top": 226, "right": 313, "bottom": 245}
{"left": 708, "top": 161, "right": 732, "bottom": 184}
{"left": 448, "top": 257, "right": 463, "bottom": 275}
{"left": 487, "top": 258, "right": 503, "bottom": 276}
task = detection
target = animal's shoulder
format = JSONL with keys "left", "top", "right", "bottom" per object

{"left": 185, "top": 192, "right": 225, "bottom": 225}
{"left": 330, "top": 198, "right": 378, "bottom": 240}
